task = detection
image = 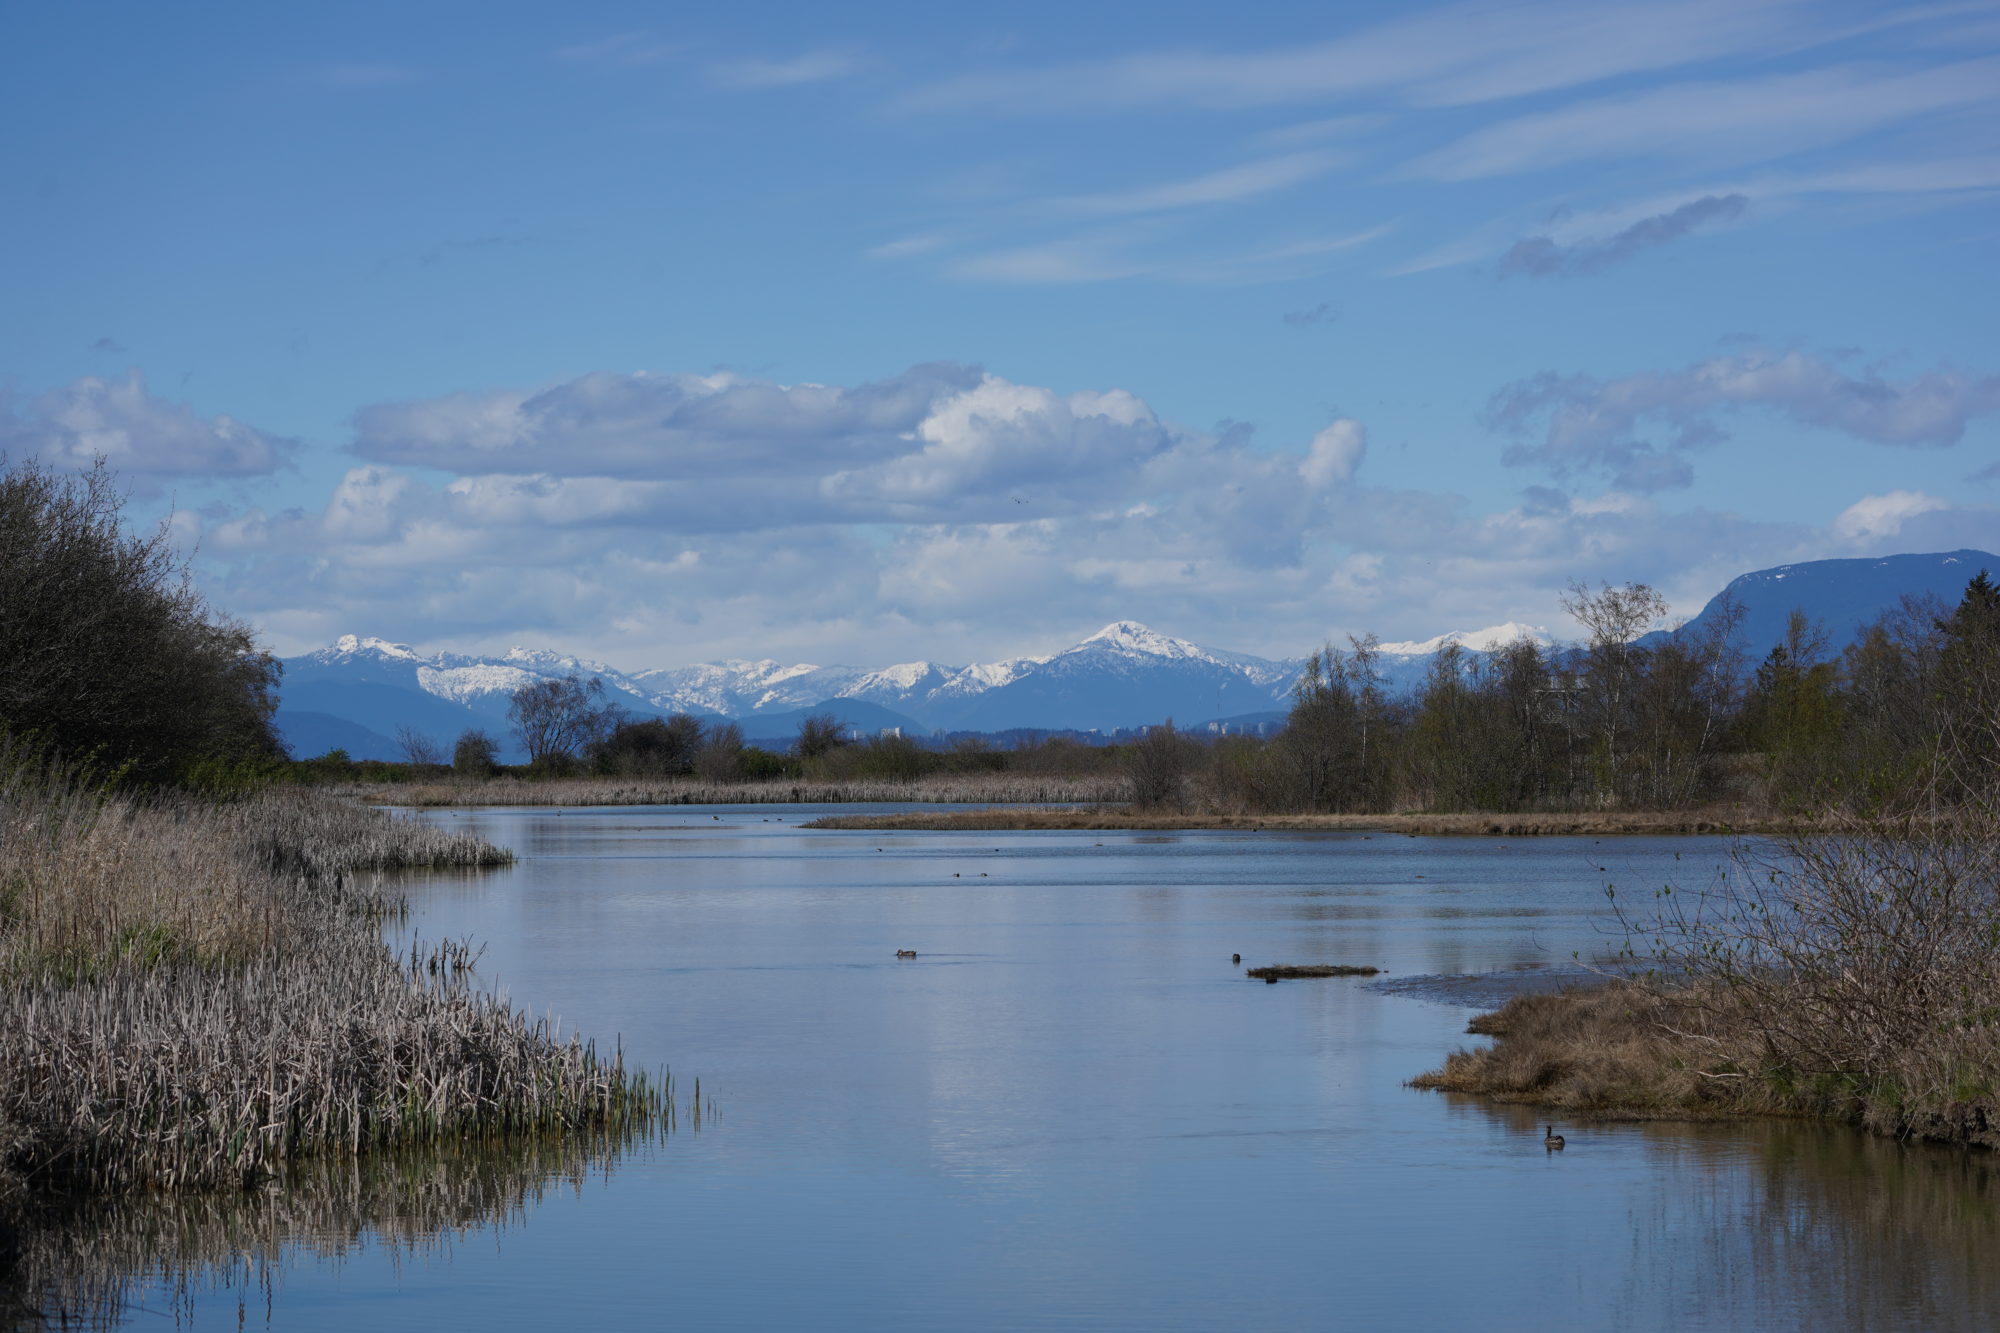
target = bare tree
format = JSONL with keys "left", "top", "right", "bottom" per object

{"left": 695, "top": 720, "right": 745, "bottom": 782}
{"left": 794, "top": 713, "right": 850, "bottom": 760}
{"left": 452, "top": 729, "right": 499, "bottom": 779}
{"left": 394, "top": 724, "right": 444, "bottom": 768}
{"left": 1560, "top": 581, "right": 1668, "bottom": 804}
{"left": 1127, "top": 719, "right": 1194, "bottom": 809}
{"left": 506, "top": 673, "right": 618, "bottom": 770}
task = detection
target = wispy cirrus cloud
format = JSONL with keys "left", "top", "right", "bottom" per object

{"left": 1040, "top": 151, "right": 1343, "bottom": 217}
{"left": 553, "top": 32, "right": 681, "bottom": 66}
{"left": 898, "top": 0, "right": 1811, "bottom": 114}
{"left": 711, "top": 49, "right": 864, "bottom": 89}
{"left": 1408, "top": 57, "right": 2000, "bottom": 180}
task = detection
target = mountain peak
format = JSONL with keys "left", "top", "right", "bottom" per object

{"left": 327, "top": 634, "right": 425, "bottom": 661}
{"left": 1078, "top": 621, "right": 1201, "bottom": 658}
{"left": 1377, "top": 623, "right": 1550, "bottom": 656}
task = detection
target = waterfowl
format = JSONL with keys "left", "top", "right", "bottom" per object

{"left": 1231, "top": 953, "right": 1242, "bottom": 965}
{"left": 896, "top": 949, "right": 917, "bottom": 958}
{"left": 1544, "top": 1125, "right": 1565, "bottom": 1149}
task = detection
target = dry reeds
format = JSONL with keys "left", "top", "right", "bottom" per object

{"left": 0, "top": 757, "right": 662, "bottom": 1198}
{"left": 1414, "top": 806, "right": 2000, "bottom": 1147}
{"left": 803, "top": 807, "right": 1773, "bottom": 834}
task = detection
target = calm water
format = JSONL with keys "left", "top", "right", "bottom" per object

{"left": 80, "top": 807, "right": 2000, "bottom": 1329}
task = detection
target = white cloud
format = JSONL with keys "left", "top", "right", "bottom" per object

{"left": 172, "top": 360, "right": 1983, "bottom": 669}
{"left": 553, "top": 32, "right": 681, "bottom": 66}
{"left": 0, "top": 371, "right": 293, "bottom": 482}
{"left": 1832, "top": 489, "right": 1950, "bottom": 541}
{"left": 1301, "top": 419, "right": 1366, "bottom": 486}
{"left": 711, "top": 49, "right": 863, "bottom": 89}
{"left": 900, "top": 0, "right": 1810, "bottom": 114}
{"left": 351, "top": 364, "right": 981, "bottom": 480}
{"left": 1041, "top": 151, "right": 1343, "bottom": 217}
{"left": 1489, "top": 349, "right": 2000, "bottom": 490}
{"left": 1409, "top": 58, "right": 2000, "bottom": 180}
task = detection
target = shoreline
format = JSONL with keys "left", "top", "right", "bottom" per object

{"left": 799, "top": 807, "right": 1781, "bottom": 835}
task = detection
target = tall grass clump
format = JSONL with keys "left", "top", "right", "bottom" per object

{"left": 0, "top": 748, "right": 662, "bottom": 1197}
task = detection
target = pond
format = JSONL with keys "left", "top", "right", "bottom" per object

{"left": 63, "top": 806, "right": 2000, "bottom": 1330}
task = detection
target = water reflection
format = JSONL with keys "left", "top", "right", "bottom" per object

{"left": 24, "top": 811, "right": 2000, "bottom": 1330}
{"left": 1452, "top": 1100, "right": 2000, "bottom": 1330}
{"left": 0, "top": 1127, "right": 658, "bottom": 1330}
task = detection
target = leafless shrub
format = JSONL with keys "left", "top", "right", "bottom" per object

{"left": 1126, "top": 720, "right": 1193, "bottom": 810}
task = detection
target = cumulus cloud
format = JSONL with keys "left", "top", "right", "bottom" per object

{"left": 0, "top": 371, "right": 292, "bottom": 481}
{"left": 352, "top": 364, "right": 982, "bottom": 480}
{"left": 169, "top": 358, "right": 1978, "bottom": 671}
{"left": 1489, "top": 349, "right": 2000, "bottom": 490}
{"left": 1300, "top": 419, "right": 1366, "bottom": 486}
{"left": 1501, "top": 194, "right": 1748, "bottom": 277}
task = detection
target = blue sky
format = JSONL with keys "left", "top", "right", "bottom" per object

{"left": 2, "top": 0, "right": 1996, "bottom": 667}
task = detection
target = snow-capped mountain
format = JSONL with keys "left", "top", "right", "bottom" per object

{"left": 271, "top": 549, "right": 1999, "bottom": 761}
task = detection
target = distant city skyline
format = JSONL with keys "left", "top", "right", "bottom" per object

{"left": 2, "top": 0, "right": 1995, "bottom": 666}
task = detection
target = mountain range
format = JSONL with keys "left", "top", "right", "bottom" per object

{"left": 274, "top": 549, "right": 1997, "bottom": 762}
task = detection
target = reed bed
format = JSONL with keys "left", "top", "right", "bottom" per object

{"left": 369, "top": 773, "right": 1127, "bottom": 808}
{"left": 0, "top": 763, "right": 663, "bottom": 1202}
{"left": 0, "top": 769, "right": 507, "bottom": 973}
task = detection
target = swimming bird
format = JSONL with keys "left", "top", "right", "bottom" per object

{"left": 1232, "top": 953, "right": 1242, "bottom": 964}
{"left": 1544, "top": 1125, "right": 1565, "bottom": 1150}
{"left": 896, "top": 949, "right": 917, "bottom": 958}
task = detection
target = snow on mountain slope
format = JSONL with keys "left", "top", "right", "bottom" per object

{"left": 278, "top": 550, "right": 1998, "bottom": 749}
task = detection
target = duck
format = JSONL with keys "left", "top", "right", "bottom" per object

{"left": 1543, "top": 1125, "right": 1565, "bottom": 1149}
{"left": 895, "top": 949, "right": 918, "bottom": 958}
{"left": 1231, "top": 953, "right": 1242, "bottom": 965}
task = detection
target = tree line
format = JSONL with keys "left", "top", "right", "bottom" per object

{"left": 6, "top": 454, "right": 1988, "bottom": 817}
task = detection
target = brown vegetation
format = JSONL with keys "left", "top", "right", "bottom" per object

{"left": 0, "top": 757, "right": 660, "bottom": 1197}
{"left": 372, "top": 772, "right": 1128, "bottom": 808}
{"left": 1415, "top": 812, "right": 2000, "bottom": 1147}
{"left": 802, "top": 807, "right": 1774, "bottom": 834}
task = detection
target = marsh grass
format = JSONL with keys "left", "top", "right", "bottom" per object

{"left": 0, "top": 756, "right": 662, "bottom": 1199}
